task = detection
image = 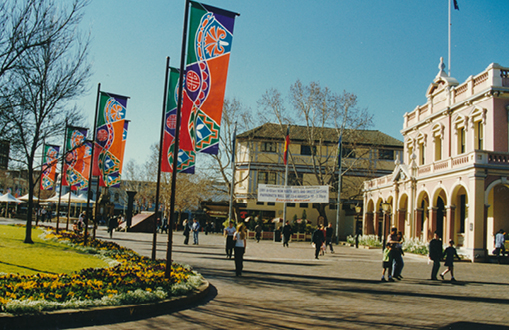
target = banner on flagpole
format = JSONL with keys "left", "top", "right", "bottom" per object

{"left": 179, "top": 1, "right": 237, "bottom": 154}
{"left": 93, "top": 92, "right": 129, "bottom": 187}
{"left": 63, "top": 127, "right": 91, "bottom": 191}
{"left": 162, "top": 67, "right": 196, "bottom": 174}
{"left": 40, "top": 145, "right": 60, "bottom": 190}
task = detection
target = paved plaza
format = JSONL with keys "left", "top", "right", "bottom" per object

{"left": 2, "top": 219, "right": 509, "bottom": 329}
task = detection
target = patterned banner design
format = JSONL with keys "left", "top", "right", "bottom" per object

{"left": 161, "top": 67, "right": 196, "bottom": 173}
{"left": 62, "top": 127, "right": 91, "bottom": 191}
{"left": 40, "top": 144, "right": 60, "bottom": 191}
{"left": 179, "top": 1, "right": 237, "bottom": 154}
{"left": 93, "top": 92, "right": 128, "bottom": 188}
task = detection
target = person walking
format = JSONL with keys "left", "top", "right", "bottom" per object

{"left": 191, "top": 218, "right": 200, "bottom": 245}
{"left": 282, "top": 221, "right": 292, "bottom": 247}
{"left": 429, "top": 231, "right": 443, "bottom": 280}
{"left": 312, "top": 226, "right": 325, "bottom": 259}
{"left": 108, "top": 216, "right": 118, "bottom": 238}
{"left": 183, "top": 219, "right": 190, "bottom": 245}
{"left": 381, "top": 245, "right": 393, "bottom": 282}
{"left": 392, "top": 231, "right": 404, "bottom": 279}
{"left": 495, "top": 229, "right": 506, "bottom": 263}
{"left": 161, "top": 217, "right": 168, "bottom": 234}
{"left": 224, "top": 221, "right": 236, "bottom": 259}
{"left": 440, "top": 240, "right": 461, "bottom": 281}
{"left": 325, "top": 223, "right": 335, "bottom": 253}
{"left": 233, "top": 223, "right": 247, "bottom": 276}
{"left": 254, "top": 223, "right": 262, "bottom": 243}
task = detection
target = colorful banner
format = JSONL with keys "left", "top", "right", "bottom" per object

{"left": 179, "top": 1, "right": 237, "bottom": 154}
{"left": 40, "top": 144, "right": 60, "bottom": 190}
{"left": 63, "top": 127, "right": 91, "bottom": 191}
{"left": 161, "top": 67, "right": 196, "bottom": 174}
{"left": 93, "top": 92, "right": 128, "bottom": 187}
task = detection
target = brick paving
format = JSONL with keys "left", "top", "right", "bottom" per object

{"left": 2, "top": 219, "right": 509, "bottom": 329}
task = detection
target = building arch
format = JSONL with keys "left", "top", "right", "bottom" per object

{"left": 431, "top": 187, "right": 448, "bottom": 240}
{"left": 415, "top": 189, "right": 430, "bottom": 240}
{"left": 364, "top": 198, "right": 375, "bottom": 235}
{"left": 398, "top": 193, "right": 409, "bottom": 236}
{"left": 485, "top": 178, "right": 509, "bottom": 252}
{"left": 449, "top": 182, "right": 469, "bottom": 246}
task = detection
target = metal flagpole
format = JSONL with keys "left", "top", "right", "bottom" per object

{"left": 56, "top": 121, "right": 68, "bottom": 232}
{"left": 228, "top": 123, "right": 237, "bottom": 222}
{"left": 153, "top": 57, "right": 171, "bottom": 260}
{"left": 282, "top": 125, "right": 290, "bottom": 230}
{"left": 166, "top": 0, "right": 190, "bottom": 278}
{"left": 36, "top": 139, "right": 45, "bottom": 226}
{"left": 84, "top": 83, "right": 101, "bottom": 246}
{"left": 335, "top": 135, "right": 342, "bottom": 244}
{"left": 448, "top": 0, "right": 451, "bottom": 76}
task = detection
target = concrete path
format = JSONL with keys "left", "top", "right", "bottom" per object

{"left": 2, "top": 219, "right": 509, "bottom": 329}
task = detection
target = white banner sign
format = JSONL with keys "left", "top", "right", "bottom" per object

{"left": 257, "top": 184, "right": 329, "bottom": 203}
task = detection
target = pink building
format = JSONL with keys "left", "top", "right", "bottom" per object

{"left": 363, "top": 59, "right": 509, "bottom": 261}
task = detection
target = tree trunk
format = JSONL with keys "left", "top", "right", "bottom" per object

{"left": 314, "top": 203, "right": 329, "bottom": 226}
{"left": 24, "top": 166, "right": 34, "bottom": 244}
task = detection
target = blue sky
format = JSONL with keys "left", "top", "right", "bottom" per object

{"left": 76, "top": 0, "right": 509, "bottom": 165}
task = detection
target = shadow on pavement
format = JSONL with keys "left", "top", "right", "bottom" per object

{"left": 439, "top": 321, "right": 509, "bottom": 330}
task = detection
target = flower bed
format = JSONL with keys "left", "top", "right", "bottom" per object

{"left": 0, "top": 229, "right": 203, "bottom": 314}
{"left": 346, "top": 234, "right": 429, "bottom": 255}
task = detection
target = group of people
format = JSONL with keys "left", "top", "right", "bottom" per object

{"left": 311, "top": 223, "right": 335, "bottom": 259}
{"left": 179, "top": 217, "right": 505, "bottom": 280}
{"left": 223, "top": 222, "right": 247, "bottom": 276}
{"left": 429, "top": 231, "right": 461, "bottom": 281}
{"left": 381, "top": 227, "right": 405, "bottom": 281}
{"left": 182, "top": 218, "right": 201, "bottom": 245}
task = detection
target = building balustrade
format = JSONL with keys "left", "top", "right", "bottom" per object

{"left": 364, "top": 150, "right": 509, "bottom": 190}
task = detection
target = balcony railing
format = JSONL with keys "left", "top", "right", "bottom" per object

{"left": 364, "top": 150, "right": 509, "bottom": 190}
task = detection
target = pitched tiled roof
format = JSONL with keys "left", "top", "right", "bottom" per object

{"left": 236, "top": 123, "right": 403, "bottom": 147}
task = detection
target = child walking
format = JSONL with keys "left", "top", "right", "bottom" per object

{"left": 440, "top": 240, "right": 461, "bottom": 281}
{"left": 381, "top": 246, "right": 394, "bottom": 282}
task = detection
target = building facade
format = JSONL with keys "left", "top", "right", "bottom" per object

{"left": 235, "top": 123, "right": 403, "bottom": 238}
{"left": 363, "top": 59, "right": 509, "bottom": 261}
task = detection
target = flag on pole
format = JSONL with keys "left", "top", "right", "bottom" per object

{"left": 284, "top": 126, "right": 290, "bottom": 165}
{"left": 179, "top": 1, "right": 237, "bottom": 154}
{"left": 161, "top": 67, "right": 196, "bottom": 174}
{"left": 62, "top": 127, "right": 91, "bottom": 191}
{"left": 453, "top": 0, "right": 459, "bottom": 10}
{"left": 40, "top": 144, "right": 60, "bottom": 190}
{"left": 93, "top": 92, "right": 129, "bottom": 187}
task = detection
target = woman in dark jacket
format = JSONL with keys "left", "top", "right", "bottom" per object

{"left": 183, "top": 219, "right": 190, "bottom": 245}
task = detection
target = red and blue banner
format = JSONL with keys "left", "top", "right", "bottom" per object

{"left": 162, "top": 67, "right": 196, "bottom": 173}
{"left": 93, "top": 92, "right": 129, "bottom": 187}
{"left": 40, "top": 144, "right": 60, "bottom": 190}
{"left": 63, "top": 127, "right": 91, "bottom": 191}
{"left": 179, "top": 1, "right": 237, "bottom": 154}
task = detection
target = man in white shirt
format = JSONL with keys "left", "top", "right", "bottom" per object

{"left": 192, "top": 219, "right": 200, "bottom": 245}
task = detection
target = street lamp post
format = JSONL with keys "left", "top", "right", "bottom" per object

{"left": 355, "top": 205, "right": 362, "bottom": 249}
{"left": 381, "top": 202, "right": 391, "bottom": 251}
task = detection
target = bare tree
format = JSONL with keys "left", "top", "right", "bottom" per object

{"left": 204, "top": 98, "right": 255, "bottom": 221}
{"left": 258, "top": 80, "right": 374, "bottom": 224}
{"left": 0, "top": 0, "right": 89, "bottom": 138}
{"left": 141, "top": 143, "right": 214, "bottom": 225}
{"left": 1, "top": 0, "right": 91, "bottom": 243}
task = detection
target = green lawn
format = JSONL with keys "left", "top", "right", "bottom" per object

{"left": 0, "top": 225, "right": 108, "bottom": 275}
